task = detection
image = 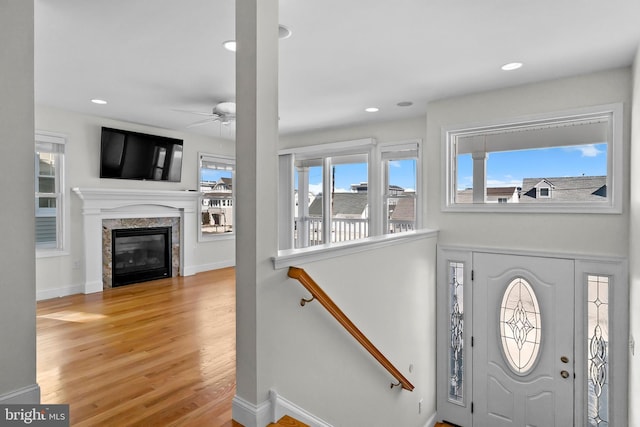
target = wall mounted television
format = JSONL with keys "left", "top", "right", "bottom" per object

{"left": 100, "top": 127, "right": 184, "bottom": 182}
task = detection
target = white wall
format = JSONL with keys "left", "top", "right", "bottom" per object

{"left": 427, "top": 67, "right": 633, "bottom": 425}
{"left": 35, "top": 105, "right": 236, "bottom": 299}
{"left": 281, "top": 116, "right": 426, "bottom": 150}
{"left": 258, "top": 118, "right": 438, "bottom": 426}
{"left": 0, "top": 0, "right": 39, "bottom": 403}
{"left": 427, "top": 68, "right": 632, "bottom": 257}
{"left": 628, "top": 48, "right": 640, "bottom": 427}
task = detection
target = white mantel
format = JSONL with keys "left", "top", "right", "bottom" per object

{"left": 73, "top": 187, "right": 202, "bottom": 294}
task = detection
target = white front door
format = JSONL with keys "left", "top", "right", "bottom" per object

{"left": 472, "top": 253, "right": 574, "bottom": 426}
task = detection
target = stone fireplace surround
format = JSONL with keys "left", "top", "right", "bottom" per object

{"left": 73, "top": 188, "right": 202, "bottom": 294}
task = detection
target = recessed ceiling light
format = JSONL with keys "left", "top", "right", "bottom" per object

{"left": 501, "top": 62, "right": 523, "bottom": 71}
{"left": 91, "top": 99, "right": 107, "bottom": 105}
{"left": 397, "top": 101, "right": 413, "bottom": 107}
{"left": 365, "top": 107, "right": 379, "bottom": 113}
{"left": 223, "top": 40, "right": 237, "bottom": 52}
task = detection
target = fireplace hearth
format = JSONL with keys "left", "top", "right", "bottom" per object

{"left": 112, "top": 227, "right": 172, "bottom": 287}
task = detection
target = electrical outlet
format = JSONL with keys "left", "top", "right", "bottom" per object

{"left": 73, "top": 260, "right": 81, "bottom": 270}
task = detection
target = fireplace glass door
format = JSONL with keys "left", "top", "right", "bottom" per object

{"left": 112, "top": 227, "right": 172, "bottom": 287}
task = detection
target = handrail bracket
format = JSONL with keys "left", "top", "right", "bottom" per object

{"left": 300, "top": 295, "right": 315, "bottom": 306}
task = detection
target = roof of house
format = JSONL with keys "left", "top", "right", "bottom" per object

{"left": 455, "top": 186, "right": 518, "bottom": 203}
{"left": 390, "top": 197, "right": 415, "bottom": 221}
{"left": 521, "top": 176, "right": 606, "bottom": 202}
{"left": 308, "top": 193, "right": 368, "bottom": 217}
{"left": 487, "top": 187, "right": 518, "bottom": 196}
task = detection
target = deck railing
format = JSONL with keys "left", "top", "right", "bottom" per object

{"left": 294, "top": 217, "right": 414, "bottom": 247}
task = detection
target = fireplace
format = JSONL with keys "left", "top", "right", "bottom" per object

{"left": 73, "top": 188, "right": 202, "bottom": 294}
{"left": 111, "top": 226, "right": 172, "bottom": 287}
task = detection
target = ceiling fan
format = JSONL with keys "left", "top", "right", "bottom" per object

{"left": 179, "top": 102, "right": 236, "bottom": 128}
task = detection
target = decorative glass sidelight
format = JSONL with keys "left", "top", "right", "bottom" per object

{"left": 448, "top": 262, "right": 464, "bottom": 403}
{"left": 587, "top": 275, "right": 609, "bottom": 427}
{"left": 499, "top": 277, "right": 542, "bottom": 375}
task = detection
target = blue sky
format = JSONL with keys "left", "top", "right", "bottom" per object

{"left": 457, "top": 143, "right": 607, "bottom": 190}
{"left": 202, "top": 144, "right": 604, "bottom": 193}
{"left": 201, "top": 169, "right": 231, "bottom": 182}
{"left": 301, "top": 160, "right": 417, "bottom": 194}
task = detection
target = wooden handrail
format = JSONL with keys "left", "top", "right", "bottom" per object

{"left": 287, "top": 266, "right": 415, "bottom": 391}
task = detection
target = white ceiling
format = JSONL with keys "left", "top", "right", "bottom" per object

{"left": 34, "top": 0, "right": 640, "bottom": 139}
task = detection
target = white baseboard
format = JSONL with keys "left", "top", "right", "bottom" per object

{"left": 232, "top": 395, "right": 271, "bottom": 427}
{"left": 269, "top": 390, "right": 332, "bottom": 427}
{"left": 233, "top": 390, "right": 432, "bottom": 427}
{"left": 0, "top": 384, "right": 40, "bottom": 404}
{"left": 423, "top": 412, "right": 437, "bottom": 427}
{"left": 36, "top": 262, "right": 235, "bottom": 300}
{"left": 36, "top": 285, "right": 84, "bottom": 301}
{"left": 232, "top": 391, "right": 331, "bottom": 427}
{"left": 184, "top": 260, "right": 235, "bottom": 276}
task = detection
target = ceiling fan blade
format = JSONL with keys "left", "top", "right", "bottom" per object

{"left": 172, "top": 108, "right": 215, "bottom": 117}
{"left": 186, "top": 117, "right": 221, "bottom": 128}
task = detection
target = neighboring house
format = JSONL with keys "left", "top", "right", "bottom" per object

{"left": 308, "top": 192, "right": 369, "bottom": 219}
{"left": 201, "top": 178, "right": 233, "bottom": 232}
{"left": 456, "top": 186, "right": 520, "bottom": 203}
{"left": 521, "top": 176, "right": 607, "bottom": 202}
{"left": 351, "top": 182, "right": 404, "bottom": 196}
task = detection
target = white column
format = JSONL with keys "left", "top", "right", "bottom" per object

{"left": 472, "top": 151, "right": 488, "bottom": 204}
{"left": 0, "top": 0, "right": 39, "bottom": 403}
{"left": 82, "top": 208, "right": 104, "bottom": 293}
{"left": 234, "top": 0, "right": 279, "bottom": 425}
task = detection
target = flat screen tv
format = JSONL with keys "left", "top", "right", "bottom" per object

{"left": 100, "top": 127, "right": 183, "bottom": 182}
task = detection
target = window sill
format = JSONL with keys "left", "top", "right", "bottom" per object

{"left": 272, "top": 228, "right": 439, "bottom": 269}
{"left": 441, "top": 202, "right": 621, "bottom": 214}
{"left": 198, "top": 233, "right": 235, "bottom": 243}
{"left": 36, "top": 248, "right": 69, "bottom": 259}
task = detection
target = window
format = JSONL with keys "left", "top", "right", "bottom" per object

{"left": 448, "top": 261, "right": 465, "bottom": 404}
{"left": 444, "top": 104, "right": 622, "bottom": 213}
{"left": 35, "top": 132, "right": 66, "bottom": 253}
{"left": 279, "top": 138, "right": 421, "bottom": 251}
{"left": 382, "top": 142, "right": 419, "bottom": 234}
{"left": 538, "top": 187, "right": 551, "bottom": 198}
{"left": 587, "top": 274, "right": 609, "bottom": 426}
{"left": 499, "top": 277, "right": 542, "bottom": 375}
{"left": 293, "top": 152, "right": 369, "bottom": 248}
{"left": 199, "top": 153, "right": 234, "bottom": 240}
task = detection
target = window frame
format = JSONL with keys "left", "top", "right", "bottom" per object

{"left": 198, "top": 152, "right": 235, "bottom": 242}
{"left": 380, "top": 141, "right": 422, "bottom": 234}
{"left": 35, "top": 131, "right": 68, "bottom": 257}
{"left": 442, "top": 103, "right": 623, "bottom": 214}
{"left": 277, "top": 138, "right": 423, "bottom": 257}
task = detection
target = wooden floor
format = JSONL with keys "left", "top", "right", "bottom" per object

{"left": 37, "top": 268, "right": 240, "bottom": 427}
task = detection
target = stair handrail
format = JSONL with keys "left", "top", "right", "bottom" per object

{"left": 287, "top": 266, "right": 415, "bottom": 391}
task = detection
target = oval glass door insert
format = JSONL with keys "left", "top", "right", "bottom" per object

{"left": 500, "top": 277, "right": 542, "bottom": 375}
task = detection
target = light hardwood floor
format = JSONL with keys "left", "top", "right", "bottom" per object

{"left": 37, "top": 268, "right": 240, "bottom": 426}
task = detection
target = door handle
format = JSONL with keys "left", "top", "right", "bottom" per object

{"left": 560, "top": 370, "right": 570, "bottom": 379}
{"left": 560, "top": 356, "right": 569, "bottom": 363}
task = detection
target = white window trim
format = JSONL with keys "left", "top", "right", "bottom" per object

{"left": 442, "top": 103, "right": 623, "bottom": 214}
{"left": 273, "top": 228, "right": 437, "bottom": 269}
{"left": 379, "top": 139, "right": 423, "bottom": 232}
{"left": 277, "top": 138, "right": 423, "bottom": 257}
{"left": 36, "top": 131, "right": 69, "bottom": 257}
{"left": 198, "top": 152, "right": 235, "bottom": 242}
